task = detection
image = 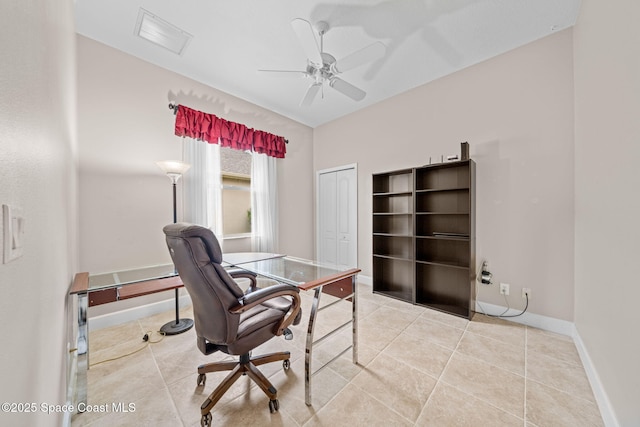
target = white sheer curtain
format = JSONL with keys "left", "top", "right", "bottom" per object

{"left": 182, "top": 138, "right": 223, "bottom": 238}
{"left": 251, "top": 152, "right": 278, "bottom": 252}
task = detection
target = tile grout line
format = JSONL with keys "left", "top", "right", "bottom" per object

{"left": 352, "top": 305, "right": 436, "bottom": 426}
{"left": 435, "top": 319, "right": 528, "bottom": 423}
{"left": 412, "top": 315, "right": 470, "bottom": 425}
{"left": 138, "top": 319, "right": 187, "bottom": 427}
{"left": 525, "top": 327, "right": 601, "bottom": 412}
{"left": 525, "top": 375, "right": 603, "bottom": 406}
{"left": 445, "top": 333, "right": 526, "bottom": 378}
{"left": 344, "top": 378, "right": 416, "bottom": 426}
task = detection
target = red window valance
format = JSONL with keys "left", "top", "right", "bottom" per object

{"left": 174, "top": 104, "right": 287, "bottom": 158}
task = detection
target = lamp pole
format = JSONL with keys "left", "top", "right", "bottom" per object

{"left": 156, "top": 160, "right": 194, "bottom": 335}
{"left": 172, "top": 180, "right": 177, "bottom": 224}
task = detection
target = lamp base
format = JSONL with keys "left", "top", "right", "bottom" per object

{"left": 160, "top": 318, "right": 194, "bottom": 335}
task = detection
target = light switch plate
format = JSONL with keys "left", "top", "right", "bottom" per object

{"left": 3, "top": 204, "right": 25, "bottom": 263}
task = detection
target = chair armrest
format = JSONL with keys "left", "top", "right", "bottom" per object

{"left": 231, "top": 283, "right": 299, "bottom": 311}
{"left": 228, "top": 268, "right": 258, "bottom": 292}
{"left": 229, "top": 284, "right": 302, "bottom": 337}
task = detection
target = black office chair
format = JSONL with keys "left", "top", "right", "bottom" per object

{"left": 163, "top": 223, "right": 301, "bottom": 427}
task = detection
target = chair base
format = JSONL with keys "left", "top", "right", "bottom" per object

{"left": 196, "top": 351, "right": 291, "bottom": 425}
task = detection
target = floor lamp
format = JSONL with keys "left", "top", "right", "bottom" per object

{"left": 156, "top": 160, "right": 194, "bottom": 335}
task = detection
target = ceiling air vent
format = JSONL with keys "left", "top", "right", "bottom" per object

{"left": 134, "top": 8, "right": 192, "bottom": 56}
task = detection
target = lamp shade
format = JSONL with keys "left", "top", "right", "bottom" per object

{"left": 156, "top": 160, "right": 191, "bottom": 183}
{"left": 156, "top": 160, "right": 191, "bottom": 175}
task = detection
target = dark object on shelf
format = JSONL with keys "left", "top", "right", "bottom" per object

{"left": 372, "top": 160, "right": 476, "bottom": 319}
{"left": 460, "top": 142, "right": 469, "bottom": 160}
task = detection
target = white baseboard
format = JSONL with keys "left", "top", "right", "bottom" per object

{"left": 360, "top": 276, "right": 573, "bottom": 335}
{"left": 475, "top": 300, "right": 575, "bottom": 336}
{"left": 357, "top": 273, "right": 372, "bottom": 286}
{"left": 573, "top": 331, "right": 620, "bottom": 427}
{"left": 89, "top": 294, "right": 193, "bottom": 331}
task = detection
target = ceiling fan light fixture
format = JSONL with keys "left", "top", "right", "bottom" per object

{"left": 134, "top": 8, "right": 193, "bottom": 56}
{"left": 262, "top": 17, "right": 385, "bottom": 107}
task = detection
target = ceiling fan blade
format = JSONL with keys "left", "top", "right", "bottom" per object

{"left": 332, "top": 42, "right": 386, "bottom": 73}
{"left": 291, "top": 18, "right": 323, "bottom": 67}
{"left": 300, "top": 82, "right": 322, "bottom": 107}
{"left": 258, "top": 69, "right": 307, "bottom": 75}
{"left": 329, "top": 77, "right": 366, "bottom": 101}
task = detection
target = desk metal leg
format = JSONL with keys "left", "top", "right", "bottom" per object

{"left": 351, "top": 275, "right": 358, "bottom": 365}
{"left": 304, "top": 275, "right": 358, "bottom": 406}
{"left": 305, "top": 287, "right": 322, "bottom": 406}
{"left": 76, "top": 292, "right": 88, "bottom": 412}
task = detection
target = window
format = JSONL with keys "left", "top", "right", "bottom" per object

{"left": 220, "top": 147, "right": 251, "bottom": 236}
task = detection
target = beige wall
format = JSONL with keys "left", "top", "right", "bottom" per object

{"left": 0, "top": 1, "right": 77, "bottom": 425}
{"left": 574, "top": 0, "right": 640, "bottom": 424}
{"left": 77, "top": 35, "right": 314, "bottom": 276}
{"left": 314, "top": 29, "right": 575, "bottom": 321}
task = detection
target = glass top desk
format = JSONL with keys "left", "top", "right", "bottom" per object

{"left": 69, "top": 264, "right": 183, "bottom": 412}
{"left": 70, "top": 253, "right": 360, "bottom": 409}
{"left": 222, "top": 254, "right": 361, "bottom": 406}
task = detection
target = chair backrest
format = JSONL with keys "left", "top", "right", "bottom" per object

{"left": 163, "top": 223, "right": 245, "bottom": 347}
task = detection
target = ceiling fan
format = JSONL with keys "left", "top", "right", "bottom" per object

{"left": 260, "top": 18, "right": 386, "bottom": 107}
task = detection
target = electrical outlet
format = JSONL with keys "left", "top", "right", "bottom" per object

{"left": 522, "top": 288, "right": 531, "bottom": 299}
{"left": 499, "top": 283, "right": 510, "bottom": 295}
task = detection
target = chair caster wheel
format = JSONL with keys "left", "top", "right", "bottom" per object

{"left": 283, "top": 327, "right": 293, "bottom": 340}
{"left": 269, "top": 399, "right": 279, "bottom": 413}
{"left": 197, "top": 373, "right": 206, "bottom": 387}
{"left": 283, "top": 359, "right": 290, "bottom": 370}
{"left": 201, "top": 412, "right": 212, "bottom": 427}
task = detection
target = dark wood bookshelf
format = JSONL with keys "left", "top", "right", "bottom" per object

{"left": 372, "top": 160, "right": 476, "bottom": 319}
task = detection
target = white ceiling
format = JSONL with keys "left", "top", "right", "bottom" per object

{"left": 75, "top": 0, "right": 581, "bottom": 128}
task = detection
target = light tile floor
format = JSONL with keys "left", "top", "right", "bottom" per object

{"left": 72, "top": 283, "right": 604, "bottom": 426}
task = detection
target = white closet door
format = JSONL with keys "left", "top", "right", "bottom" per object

{"left": 319, "top": 172, "right": 338, "bottom": 265}
{"left": 317, "top": 166, "right": 357, "bottom": 269}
